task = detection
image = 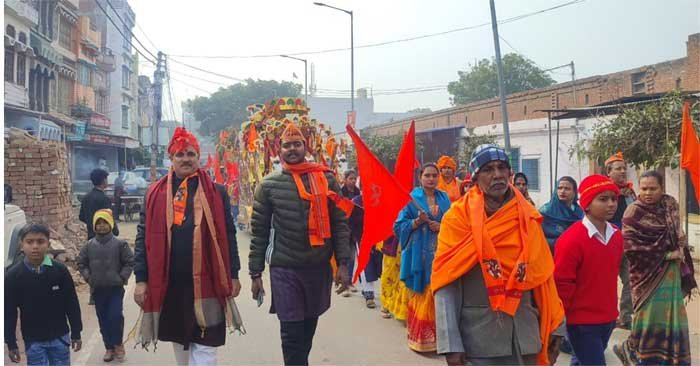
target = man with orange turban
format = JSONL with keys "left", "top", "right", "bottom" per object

{"left": 604, "top": 152, "right": 635, "bottom": 329}
{"left": 437, "top": 155, "right": 462, "bottom": 202}
{"left": 432, "top": 144, "right": 565, "bottom": 366}
{"left": 250, "top": 123, "right": 351, "bottom": 366}
{"left": 133, "top": 127, "right": 242, "bottom": 365}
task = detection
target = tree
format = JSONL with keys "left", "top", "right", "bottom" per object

{"left": 569, "top": 92, "right": 700, "bottom": 169}
{"left": 447, "top": 53, "right": 556, "bottom": 105}
{"left": 186, "top": 79, "right": 302, "bottom": 136}
{"left": 357, "top": 128, "right": 423, "bottom": 171}
{"left": 458, "top": 128, "right": 497, "bottom": 167}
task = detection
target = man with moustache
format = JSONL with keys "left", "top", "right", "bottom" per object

{"left": 133, "top": 127, "right": 241, "bottom": 365}
{"left": 433, "top": 144, "right": 566, "bottom": 366}
{"left": 250, "top": 122, "right": 351, "bottom": 366}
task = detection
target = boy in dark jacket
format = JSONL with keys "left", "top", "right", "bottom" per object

{"left": 5, "top": 223, "right": 83, "bottom": 365}
{"left": 78, "top": 209, "right": 134, "bottom": 362}
{"left": 79, "top": 169, "right": 119, "bottom": 240}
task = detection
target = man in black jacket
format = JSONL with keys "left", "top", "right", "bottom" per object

{"left": 250, "top": 122, "right": 351, "bottom": 366}
{"left": 5, "top": 223, "right": 82, "bottom": 365}
{"left": 79, "top": 169, "right": 119, "bottom": 240}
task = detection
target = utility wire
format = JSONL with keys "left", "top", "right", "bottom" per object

{"left": 164, "top": 56, "right": 178, "bottom": 121}
{"left": 166, "top": 57, "right": 246, "bottom": 82}
{"left": 168, "top": 0, "right": 584, "bottom": 59}
{"left": 104, "top": 0, "right": 159, "bottom": 61}
{"left": 94, "top": 0, "right": 156, "bottom": 64}
{"left": 169, "top": 77, "right": 217, "bottom": 95}
{"left": 134, "top": 20, "right": 159, "bottom": 52}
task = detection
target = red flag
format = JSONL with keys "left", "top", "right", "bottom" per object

{"left": 346, "top": 124, "right": 411, "bottom": 283}
{"left": 213, "top": 153, "right": 224, "bottom": 184}
{"left": 205, "top": 154, "right": 213, "bottom": 170}
{"left": 247, "top": 124, "right": 258, "bottom": 152}
{"left": 681, "top": 102, "right": 700, "bottom": 204}
{"left": 394, "top": 120, "right": 416, "bottom": 192}
{"left": 226, "top": 161, "right": 239, "bottom": 185}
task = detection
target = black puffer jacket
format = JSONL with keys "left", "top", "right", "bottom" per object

{"left": 249, "top": 170, "right": 351, "bottom": 274}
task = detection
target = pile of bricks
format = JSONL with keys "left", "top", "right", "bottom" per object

{"left": 4, "top": 129, "right": 73, "bottom": 227}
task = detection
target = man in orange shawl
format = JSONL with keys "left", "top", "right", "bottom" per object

{"left": 432, "top": 144, "right": 565, "bottom": 366}
{"left": 133, "top": 127, "right": 241, "bottom": 364}
{"left": 249, "top": 123, "right": 351, "bottom": 366}
{"left": 437, "top": 155, "right": 462, "bottom": 201}
{"left": 604, "top": 152, "right": 634, "bottom": 329}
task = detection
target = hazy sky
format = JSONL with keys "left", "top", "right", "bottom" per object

{"left": 130, "top": 0, "right": 699, "bottom": 120}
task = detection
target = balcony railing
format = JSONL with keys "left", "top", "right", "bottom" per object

{"left": 5, "top": 0, "right": 39, "bottom": 25}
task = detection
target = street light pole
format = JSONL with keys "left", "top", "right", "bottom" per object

{"left": 313, "top": 2, "right": 354, "bottom": 119}
{"left": 489, "top": 0, "right": 511, "bottom": 152}
{"left": 280, "top": 55, "right": 308, "bottom": 103}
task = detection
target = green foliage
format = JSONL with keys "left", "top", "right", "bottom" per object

{"left": 447, "top": 53, "right": 556, "bottom": 105}
{"left": 186, "top": 79, "right": 302, "bottom": 136}
{"left": 569, "top": 92, "right": 700, "bottom": 169}
{"left": 459, "top": 128, "right": 498, "bottom": 165}
{"left": 358, "top": 128, "right": 423, "bottom": 169}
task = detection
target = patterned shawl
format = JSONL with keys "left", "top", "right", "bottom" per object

{"left": 622, "top": 195, "right": 697, "bottom": 310}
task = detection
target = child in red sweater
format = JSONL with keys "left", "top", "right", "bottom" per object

{"left": 554, "top": 175, "right": 623, "bottom": 366}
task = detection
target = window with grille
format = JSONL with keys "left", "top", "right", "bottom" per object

{"left": 5, "top": 48, "right": 15, "bottom": 82}
{"left": 521, "top": 158, "right": 540, "bottom": 191}
{"left": 58, "top": 75, "right": 73, "bottom": 115}
{"left": 59, "top": 18, "right": 72, "bottom": 50}
{"left": 78, "top": 64, "right": 91, "bottom": 86}
{"left": 6, "top": 25, "right": 15, "bottom": 38}
{"left": 122, "top": 105, "right": 129, "bottom": 128}
{"left": 95, "top": 93, "right": 108, "bottom": 114}
{"left": 16, "top": 53, "right": 26, "bottom": 86}
{"left": 631, "top": 72, "right": 645, "bottom": 95}
{"left": 122, "top": 66, "right": 130, "bottom": 89}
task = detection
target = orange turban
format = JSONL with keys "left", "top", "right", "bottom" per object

{"left": 604, "top": 152, "right": 625, "bottom": 167}
{"left": 281, "top": 123, "right": 305, "bottom": 142}
{"left": 437, "top": 155, "right": 457, "bottom": 171}
{"left": 168, "top": 127, "right": 200, "bottom": 156}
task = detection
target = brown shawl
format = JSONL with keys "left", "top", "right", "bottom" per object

{"left": 622, "top": 195, "right": 697, "bottom": 310}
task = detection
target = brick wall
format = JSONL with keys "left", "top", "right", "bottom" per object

{"left": 369, "top": 33, "right": 700, "bottom": 137}
{"left": 4, "top": 129, "right": 73, "bottom": 229}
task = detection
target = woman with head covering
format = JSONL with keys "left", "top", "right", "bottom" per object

{"left": 437, "top": 156, "right": 462, "bottom": 202}
{"left": 540, "top": 176, "right": 584, "bottom": 253}
{"left": 613, "top": 171, "right": 697, "bottom": 366}
{"left": 394, "top": 163, "right": 452, "bottom": 352}
{"left": 513, "top": 172, "right": 536, "bottom": 206}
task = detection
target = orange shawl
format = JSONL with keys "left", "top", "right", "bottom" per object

{"left": 432, "top": 186, "right": 564, "bottom": 365}
{"left": 437, "top": 176, "right": 462, "bottom": 202}
{"left": 283, "top": 162, "right": 352, "bottom": 246}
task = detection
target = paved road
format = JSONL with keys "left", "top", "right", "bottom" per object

{"left": 6, "top": 222, "right": 700, "bottom": 365}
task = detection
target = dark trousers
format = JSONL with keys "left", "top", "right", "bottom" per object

{"left": 619, "top": 256, "right": 633, "bottom": 324}
{"left": 94, "top": 286, "right": 125, "bottom": 350}
{"left": 567, "top": 321, "right": 615, "bottom": 366}
{"left": 280, "top": 318, "right": 319, "bottom": 366}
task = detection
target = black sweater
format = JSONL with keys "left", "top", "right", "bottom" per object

{"left": 79, "top": 188, "right": 119, "bottom": 239}
{"left": 4, "top": 259, "right": 83, "bottom": 350}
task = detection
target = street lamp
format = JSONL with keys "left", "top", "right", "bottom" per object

{"left": 313, "top": 2, "right": 354, "bottom": 122}
{"left": 280, "top": 55, "right": 308, "bottom": 104}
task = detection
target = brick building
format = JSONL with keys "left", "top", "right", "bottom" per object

{"left": 368, "top": 33, "right": 700, "bottom": 137}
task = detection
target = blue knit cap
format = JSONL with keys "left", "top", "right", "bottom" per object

{"left": 469, "top": 144, "right": 510, "bottom": 176}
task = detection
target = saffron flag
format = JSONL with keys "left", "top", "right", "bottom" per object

{"left": 226, "top": 161, "right": 239, "bottom": 185}
{"left": 346, "top": 124, "right": 411, "bottom": 283}
{"left": 247, "top": 124, "right": 258, "bottom": 152}
{"left": 213, "top": 153, "right": 224, "bottom": 184}
{"left": 394, "top": 120, "right": 416, "bottom": 192}
{"left": 681, "top": 102, "right": 700, "bottom": 204}
{"left": 205, "top": 154, "right": 213, "bottom": 170}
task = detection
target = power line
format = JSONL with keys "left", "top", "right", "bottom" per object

{"left": 166, "top": 57, "right": 246, "bottom": 82}
{"left": 104, "top": 0, "right": 159, "bottom": 61}
{"left": 168, "top": 0, "right": 585, "bottom": 59}
{"left": 164, "top": 56, "right": 178, "bottom": 121}
{"left": 93, "top": 0, "right": 156, "bottom": 64}
{"left": 169, "top": 77, "right": 217, "bottom": 95}
{"left": 134, "top": 20, "right": 159, "bottom": 52}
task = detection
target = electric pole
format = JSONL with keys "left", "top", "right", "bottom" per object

{"left": 489, "top": 0, "right": 511, "bottom": 152}
{"left": 150, "top": 52, "right": 165, "bottom": 183}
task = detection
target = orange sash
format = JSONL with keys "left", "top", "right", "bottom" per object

{"left": 173, "top": 171, "right": 199, "bottom": 226}
{"left": 432, "top": 186, "right": 564, "bottom": 365}
{"left": 437, "top": 176, "right": 462, "bottom": 202}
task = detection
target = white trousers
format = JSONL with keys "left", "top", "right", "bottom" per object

{"left": 173, "top": 343, "right": 217, "bottom": 366}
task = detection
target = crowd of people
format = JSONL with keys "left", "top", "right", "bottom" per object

{"left": 4, "top": 123, "right": 697, "bottom": 366}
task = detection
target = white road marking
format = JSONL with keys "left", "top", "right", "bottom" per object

{"left": 74, "top": 279, "right": 136, "bottom": 366}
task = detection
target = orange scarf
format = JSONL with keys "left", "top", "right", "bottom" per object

{"left": 432, "top": 186, "right": 564, "bottom": 365}
{"left": 437, "top": 176, "right": 461, "bottom": 202}
{"left": 283, "top": 162, "right": 351, "bottom": 246}
{"left": 173, "top": 171, "right": 199, "bottom": 226}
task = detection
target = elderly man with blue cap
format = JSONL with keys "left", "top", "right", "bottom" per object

{"left": 432, "top": 144, "right": 566, "bottom": 366}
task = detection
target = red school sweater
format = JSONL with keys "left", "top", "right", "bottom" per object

{"left": 553, "top": 220, "right": 623, "bottom": 325}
